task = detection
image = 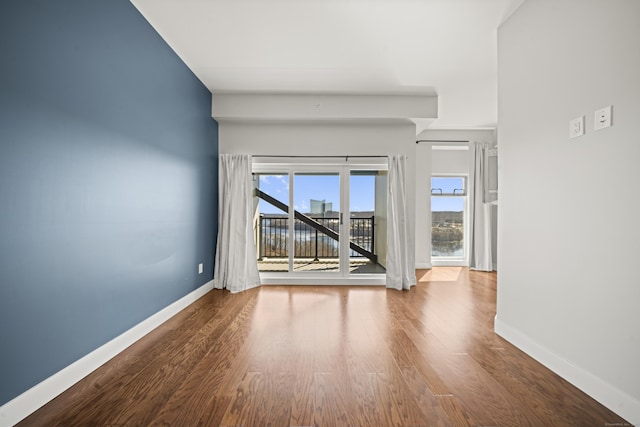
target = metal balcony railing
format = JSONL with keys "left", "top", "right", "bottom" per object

{"left": 258, "top": 214, "right": 375, "bottom": 260}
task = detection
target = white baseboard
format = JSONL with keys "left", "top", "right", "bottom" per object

{"left": 415, "top": 262, "right": 433, "bottom": 269}
{"left": 0, "top": 280, "right": 214, "bottom": 427}
{"left": 494, "top": 316, "right": 640, "bottom": 426}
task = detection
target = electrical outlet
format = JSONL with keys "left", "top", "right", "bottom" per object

{"left": 569, "top": 116, "right": 584, "bottom": 139}
{"left": 198, "top": 263, "right": 203, "bottom": 274}
{"left": 594, "top": 105, "right": 612, "bottom": 131}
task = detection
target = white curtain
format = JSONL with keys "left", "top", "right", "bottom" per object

{"left": 214, "top": 154, "right": 261, "bottom": 293}
{"left": 386, "top": 155, "right": 416, "bottom": 290}
{"left": 468, "top": 143, "right": 494, "bottom": 271}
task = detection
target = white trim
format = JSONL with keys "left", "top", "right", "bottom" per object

{"left": 259, "top": 275, "right": 386, "bottom": 286}
{"left": 415, "top": 262, "right": 433, "bottom": 269}
{"left": 0, "top": 280, "right": 215, "bottom": 427}
{"left": 431, "top": 145, "right": 470, "bottom": 151}
{"left": 431, "top": 259, "right": 467, "bottom": 267}
{"left": 252, "top": 158, "right": 389, "bottom": 170}
{"left": 494, "top": 316, "right": 640, "bottom": 426}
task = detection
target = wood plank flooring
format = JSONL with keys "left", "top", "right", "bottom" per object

{"left": 18, "top": 268, "right": 629, "bottom": 426}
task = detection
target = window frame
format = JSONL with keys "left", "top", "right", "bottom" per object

{"left": 430, "top": 174, "right": 469, "bottom": 266}
{"left": 252, "top": 158, "right": 388, "bottom": 285}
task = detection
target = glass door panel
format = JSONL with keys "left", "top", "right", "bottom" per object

{"left": 349, "top": 171, "right": 386, "bottom": 274}
{"left": 431, "top": 197, "right": 464, "bottom": 256}
{"left": 293, "top": 172, "right": 340, "bottom": 273}
{"left": 431, "top": 177, "right": 465, "bottom": 258}
{"left": 254, "top": 173, "right": 290, "bottom": 272}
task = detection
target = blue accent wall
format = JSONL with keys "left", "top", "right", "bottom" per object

{"left": 0, "top": 0, "right": 218, "bottom": 405}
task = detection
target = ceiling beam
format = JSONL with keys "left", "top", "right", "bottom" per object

{"left": 212, "top": 92, "right": 437, "bottom": 122}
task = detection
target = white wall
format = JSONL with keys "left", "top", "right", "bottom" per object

{"left": 432, "top": 149, "right": 469, "bottom": 175}
{"left": 497, "top": 0, "right": 640, "bottom": 423}
{"left": 219, "top": 120, "right": 419, "bottom": 273}
{"left": 417, "top": 129, "right": 495, "bottom": 146}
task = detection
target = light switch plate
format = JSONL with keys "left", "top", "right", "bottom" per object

{"left": 569, "top": 116, "right": 584, "bottom": 139}
{"left": 198, "top": 263, "right": 204, "bottom": 274}
{"left": 594, "top": 105, "right": 612, "bottom": 131}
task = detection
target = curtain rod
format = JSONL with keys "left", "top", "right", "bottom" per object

{"left": 416, "top": 139, "right": 469, "bottom": 144}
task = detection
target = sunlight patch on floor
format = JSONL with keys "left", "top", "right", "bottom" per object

{"left": 418, "top": 267, "right": 462, "bottom": 282}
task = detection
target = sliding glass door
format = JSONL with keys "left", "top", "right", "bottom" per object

{"left": 349, "top": 170, "right": 387, "bottom": 274}
{"left": 293, "top": 172, "right": 341, "bottom": 273}
{"left": 253, "top": 160, "right": 387, "bottom": 282}
{"left": 254, "top": 172, "right": 289, "bottom": 272}
{"left": 431, "top": 176, "right": 467, "bottom": 265}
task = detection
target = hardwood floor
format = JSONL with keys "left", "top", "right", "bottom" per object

{"left": 19, "top": 268, "right": 629, "bottom": 426}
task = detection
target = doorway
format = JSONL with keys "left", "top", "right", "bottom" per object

{"left": 431, "top": 175, "right": 468, "bottom": 266}
{"left": 253, "top": 159, "right": 387, "bottom": 284}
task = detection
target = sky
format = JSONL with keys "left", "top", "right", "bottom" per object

{"left": 256, "top": 173, "right": 375, "bottom": 214}
{"left": 431, "top": 177, "right": 465, "bottom": 212}
{"left": 256, "top": 174, "right": 464, "bottom": 214}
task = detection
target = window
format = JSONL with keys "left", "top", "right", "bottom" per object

{"left": 431, "top": 176, "right": 466, "bottom": 259}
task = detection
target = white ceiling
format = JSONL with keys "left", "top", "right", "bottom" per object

{"left": 131, "top": 0, "right": 526, "bottom": 131}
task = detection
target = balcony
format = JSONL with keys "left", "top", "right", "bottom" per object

{"left": 256, "top": 214, "right": 384, "bottom": 274}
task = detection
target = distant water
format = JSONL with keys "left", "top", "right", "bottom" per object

{"left": 432, "top": 241, "right": 463, "bottom": 257}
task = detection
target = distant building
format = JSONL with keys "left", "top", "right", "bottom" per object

{"left": 310, "top": 199, "right": 332, "bottom": 215}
